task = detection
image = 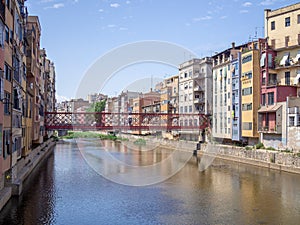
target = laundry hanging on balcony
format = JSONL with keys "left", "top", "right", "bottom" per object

{"left": 280, "top": 52, "right": 290, "bottom": 66}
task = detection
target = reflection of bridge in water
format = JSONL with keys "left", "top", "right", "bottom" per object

{"left": 45, "top": 112, "right": 209, "bottom": 131}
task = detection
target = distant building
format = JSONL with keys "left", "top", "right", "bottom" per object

{"left": 178, "top": 57, "right": 212, "bottom": 141}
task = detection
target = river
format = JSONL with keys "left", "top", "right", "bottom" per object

{"left": 0, "top": 139, "right": 299, "bottom": 225}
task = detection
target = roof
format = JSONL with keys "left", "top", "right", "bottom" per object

{"left": 258, "top": 104, "right": 282, "bottom": 113}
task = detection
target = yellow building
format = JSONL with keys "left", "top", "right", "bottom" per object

{"left": 265, "top": 3, "right": 300, "bottom": 50}
{"left": 241, "top": 41, "right": 260, "bottom": 144}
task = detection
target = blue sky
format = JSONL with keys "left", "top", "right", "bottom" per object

{"left": 26, "top": 0, "right": 299, "bottom": 101}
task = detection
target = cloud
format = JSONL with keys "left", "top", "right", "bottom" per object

{"left": 39, "top": 0, "right": 55, "bottom": 3}
{"left": 107, "top": 24, "right": 117, "bottom": 28}
{"left": 110, "top": 3, "right": 120, "bottom": 8}
{"left": 56, "top": 94, "right": 70, "bottom": 103}
{"left": 260, "top": 0, "right": 275, "bottom": 6}
{"left": 193, "top": 16, "right": 212, "bottom": 21}
{"left": 126, "top": 0, "right": 131, "bottom": 4}
{"left": 98, "top": 9, "right": 104, "bottom": 12}
{"left": 44, "top": 3, "right": 64, "bottom": 9}
{"left": 119, "top": 27, "right": 128, "bottom": 31}
{"left": 220, "top": 15, "right": 227, "bottom": 19}
{"left": 242, "top": 1, "right": 252, "bottom": 7}
{"left": 239, "top": 9, "right": 249, "bottom": 13}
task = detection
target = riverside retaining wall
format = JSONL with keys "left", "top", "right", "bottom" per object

{"left": 200, "top": 144, "right": 300, "bottom": 174}
{"left": 0, "top": 138, "right": 56, "bottom": 211}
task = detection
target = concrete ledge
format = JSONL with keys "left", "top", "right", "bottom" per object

{"left": 11, "top": 139, "right": 56, "bottom": 196}
{"left": 199, "top": 150, "right": 300, "bottom": 174}
{"left": 0, "top": 187, "right": 12, "bottom": 211}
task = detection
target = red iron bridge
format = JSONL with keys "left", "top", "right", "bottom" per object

{"left": 45, "top": 112, "right": 210, "bottom": 131}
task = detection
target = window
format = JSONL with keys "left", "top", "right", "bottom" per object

{"left": 4, "top": 64, "right": 11, "bottom": 81}
{"left": 184, "top": 72, "right": 187, "bottom": 78}
{"left": 271, "top": 21, "right": 275, "bottom": 30}
{"left": 262, "top": 94, "right": 266, "bottom": 106}
{"left": 242, "top": 122, "right": 252, "bottom": 130}
{"left": 271, "top": 39, "right": 276, "bottom": 49}
{"left": 4, "top": 92, "right": 10, "bottom": 114}
{"left": 180, "top": 106, "right": 183, "bottom": 113}
{"left": 268, "top": 92, "right": 274, "bottom": 105}
{"left": 5, "top": 26, "right": 9, "bottom": 43}
{"left": 285, "top": 71, "right": 290, "bottom": 85}
{"left": 5, "top": 0, "right": 10, "bottom": 9}
{"left": 285, "top": 17, "right": 290, "bottom": 27}
{"left": 3, "top": 130, "right": 10, "bottom": 159}
{"left": 189, "top": 105, "right": 192, "bottom": 113}
{"left": 242, "top": 103, "right": 252, "bottom": 111}
{"left": 242, "top": 71, "right": 252, "bottom": 79}
{"left": 242, "top": 54, "right": 252, "bottom": 64}
{"left": 285, "top": 36, "right": 289, "bottom": 47}
{"left": 184, "top": 106, "right": 187, "bottom": 113}
{"left": 289, "top": 116, "right": 295, "bottom": 127}
{"left": 242, "top": 87, "right": 252, "bottom": 96}
{"left": 298, "top": 14, "right": 300, "bottom": 24}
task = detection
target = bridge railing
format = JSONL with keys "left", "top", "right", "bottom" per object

{"left": 44, "top": 112, "right": 209, "bottom": 131}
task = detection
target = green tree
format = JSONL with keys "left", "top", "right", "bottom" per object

{"left": 86, "top": 100, "right": 106, "bottom": 112}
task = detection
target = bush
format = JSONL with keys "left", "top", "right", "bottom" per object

{"left": 134, "top": 138, "right": 146, "bottom": 145}
{"left": 255, "top": 142, "right": 265, "bottom": 149}
{"left": 245, "top": 146, "right": 252, "bottom": 150}
{"left": 266, "top": 147, "right": 276, "bottom": 151}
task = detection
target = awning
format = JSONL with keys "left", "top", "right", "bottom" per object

{"left": 294, "top": 50, "right": 300, "bottom": 62}
{"left": 280, "top": 52, "right": 290, "bottom": 66}
{"left": 260, "top": 53, "right": 266, "bottom": 67}
{"left": 294, "top": 70, "right": 300, "bottom": 85}
{"left": 258, "top": 104, "right": 282, "bottom": 113}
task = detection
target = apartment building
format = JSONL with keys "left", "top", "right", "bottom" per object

{"left": 178, "top": 58, "right": 212, "bottom": 141}
{"left": 213, "top": 45, "right": 240, "bottom": 142}
{"left": 26, "top": 16, "right": 41, "bottom": 145}
{"left": 0, "top": 0, "right": 6, "bottom": 192}
{"left": 240, "top": 41, "right": 261, "bottom": 145}
{"left": 258, "top": 3, "right": 300, "bottom": 149}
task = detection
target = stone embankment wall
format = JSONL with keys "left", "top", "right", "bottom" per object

{"left": 0, "top": 138, "right": 56, "bottom": 212}
{"left": 200, "top": 144, "right": 300, "bottom": 174}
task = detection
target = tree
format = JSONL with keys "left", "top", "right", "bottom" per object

{"left": 86, "top": 100, "right": 106, "bottom": 113}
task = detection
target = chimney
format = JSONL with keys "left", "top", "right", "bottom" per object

{"left": 232, "top": 42, "right": 235, "bottom": 49}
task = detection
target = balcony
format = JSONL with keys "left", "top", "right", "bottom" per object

{"left": 267, "top": 79, "right": 278, "bottom": 86}
{"left": 194, "top": 86, "right": 205, "bottom": 92}
{"left": 194, "top": 98, "right": 205, "bottom": 104}
{"left": 258, "top": 125, "right": 282, "bottom": 134}
{"left": 193, "top": 72, "right": 205, "bottom": 79}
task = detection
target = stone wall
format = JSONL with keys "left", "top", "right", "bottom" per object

{"left": 201, "top": 143, "right": 300, "bottom": 174}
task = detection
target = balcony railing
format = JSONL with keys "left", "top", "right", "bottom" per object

{"left": 194, "top": 98, "right": 205, "bottom": 104}
{"left": 194, "top": 86, "right": 205, "bottom": 92}
{"left": 268, "top": 79, "right": 277, "bottom": 86}
{"left": 258, "top": 125, "right": 282, "bottom": 134}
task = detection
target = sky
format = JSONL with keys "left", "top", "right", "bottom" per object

{"left": 26, "top": 0, "right": 300, "bottom": 102}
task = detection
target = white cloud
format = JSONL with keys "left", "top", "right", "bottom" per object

{"left": 193, "top": 16, "right": 212, "bottom": 21}
{"left": 220, "top": 15, "right": 227, "bottom": 19}
{"left": 260, "top": 0, "right": 275, "bottom": 6}
{"left": 99, "top": 9, "right": 104, "bottom": 12}
{"left": 53, "top": 3, "right": 64, "bottom": 8}
{"left": 56, "top": 94, "right": 70, "bottom": 103}
{"left": 110, "top": 3, "right": 120, "bottom": 8}
{"left": 44, "top": 3, "right": 64, "bottom": 9}
{"left": 39, "top": 0, "right": 55, "bottom": 3}
{"left": 107, "top": 24, "right": 117, "bottom": 28}
{"left": 126, "top": 0, "right": 131, "bottom": 4}
{"left": 185, "top": 22, "right": 191, "bottom": 26}
{"left": 240, "top": 9, "right": 249, "bottom": 13}
{"left": 119, "top": 27, "right": 128, "bottom": 31}
{"left": 242, "top": 2, "right": 252, "bottom": 7}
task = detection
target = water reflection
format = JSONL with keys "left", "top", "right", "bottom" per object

{"left": 0, "top": 139, "right": 299, "bottom": 225}
{"left": 77, "top": 139, "right": 192, "bottom": 186}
